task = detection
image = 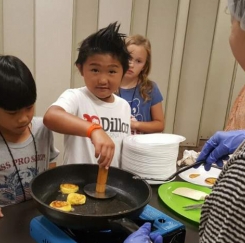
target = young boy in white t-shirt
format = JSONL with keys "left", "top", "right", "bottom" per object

{"left": 44, "top": 22, "right": 131, "bottom": 168}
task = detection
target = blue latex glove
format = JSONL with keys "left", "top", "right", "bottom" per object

{"left": 196, "top": 130, "right": 245, "bottom": 171}
{"left": 124, "top": 222, "right": 163, "bottom": 243}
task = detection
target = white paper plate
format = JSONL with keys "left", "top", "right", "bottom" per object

{"left": 132, "top": 133, "right": 186, "bottom": 145}
{"left": 122, "top": 163, "right": 176, "bottom": 185}
{"left": 122, "top": 133, "right": 186, "bottom": 186}
{"left": 178, "top": 165, "right": 222, "bottom": 187}
{"left": 146, "top": 177, "right": 176, "bottom": 185}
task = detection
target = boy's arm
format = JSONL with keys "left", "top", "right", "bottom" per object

{"left": 44, "top": 106, "right": 115, "bottom": 168}
{"left": 0, "top": 208, "right": 3, "bottom": 218}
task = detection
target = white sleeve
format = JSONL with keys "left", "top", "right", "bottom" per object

{"left": 51, "top": 89, "right": 79, "bottom": 115}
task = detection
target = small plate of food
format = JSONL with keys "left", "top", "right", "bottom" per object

{"left": 178, "top": 165, "right": 221, "bottom": 187}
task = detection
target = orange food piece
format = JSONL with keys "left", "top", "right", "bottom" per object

{"left": 49, "top": 200, "right": 72, "bottom": 212}
{"left": 189, "top": 173, "right": 200, "bottom": 179}
{"left": 205, "top": 177, "right": 217, "bottom": 185}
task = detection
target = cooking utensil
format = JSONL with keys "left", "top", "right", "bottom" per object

{"left": 133, "top": 160, "right": 205, "bottom": 182}
{"left": 83, "top": 166, "right": 117, "bottom": 199}
{"left": 183, "top": 203, "right": 203, "bottom": 210}
{"left": 30, "top": 164, "right": 151, "bottom": 230}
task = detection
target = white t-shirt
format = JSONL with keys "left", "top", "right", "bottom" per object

{"left": 52, "top": 86, "right": 131, "bottom": 167}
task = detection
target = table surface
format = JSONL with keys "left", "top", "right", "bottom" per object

{"left": 0, "top": 183, "right": 199, "bottom": 243}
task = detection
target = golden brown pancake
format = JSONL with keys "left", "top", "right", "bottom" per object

{"left": 60, "top": 183, "right": 79, "bottom": 194}
{"left": 49, "top": 200, "right": 72, "bottom": 212}
{"left": 67, "top": 193, "right": 86, "bottom": 205}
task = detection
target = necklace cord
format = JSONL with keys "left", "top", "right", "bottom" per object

{"left": 0, "top": 126, "right": 38, "bottom": 202}
{"left": 119, "top": 80, "right": 139, "bottom": 110}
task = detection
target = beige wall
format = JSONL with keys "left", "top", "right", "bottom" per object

{"left": 0, "top": 0, "right": 243, "bottom": 164}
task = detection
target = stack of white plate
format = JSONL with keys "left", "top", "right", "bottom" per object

{"left": 121, "top": 133, "right": 186, "bottom": 184}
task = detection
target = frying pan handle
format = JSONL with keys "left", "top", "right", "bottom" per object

{"left": 109, "top": 218, "right": 153, "bottom": 243}
{"left": 96, "top": 166, "right": 108, "bottom": 193}
{"left": 109, "top": 218, "right": 139, "bottom": 234}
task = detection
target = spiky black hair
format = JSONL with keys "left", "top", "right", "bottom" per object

{"left": 75, "top": 22, "right": 130, "bottom": 75}
{"left": 0, "top": 55, "right": 36, "bottom": 111}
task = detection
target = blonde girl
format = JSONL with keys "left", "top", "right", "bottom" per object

{"left": 119, "top": 35, "right": 165, "bottom": 134}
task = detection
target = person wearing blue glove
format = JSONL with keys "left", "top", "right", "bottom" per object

{"left": 197, "top": 1, "right": 245, "bottom": 243}
{"left": 124, "top": 222, "right": 163, "bottom": 243}
{"left": 196, "top": 130, "right": 245, "bottom": 171}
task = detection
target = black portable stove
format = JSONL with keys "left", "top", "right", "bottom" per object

{"left": 30, "top": 204, "right": 186, "bottom": 243}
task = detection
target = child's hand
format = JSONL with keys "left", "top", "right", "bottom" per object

{"left": 130, "top": 116, "right": 139, "bottom": 131}
{"left": 130, "top": 120, "right": 138, "bottom": 130}
{"left": 90, "top": 129, "right": 115, "bottom": 169}
{"left": 0, "top": 208, "right": 4, "bottom": 218}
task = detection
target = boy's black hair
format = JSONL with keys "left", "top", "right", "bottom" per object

{"left": 75, "top": 22, "right": 130, "bottom": 75}
{"left": 0, "top": 55, "right": 36, "bottom": 111}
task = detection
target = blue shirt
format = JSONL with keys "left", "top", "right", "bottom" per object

{"left": 119, "top": 81, "right": 163, "bottom": 122}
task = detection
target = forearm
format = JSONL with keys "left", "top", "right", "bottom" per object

{"left": 44, "top": 106, "right": 92, "bottom": 137}
{"left": 131, "top": 120, "right": 164, "bottom": 133}
{"left": 44, "top": 107, "right": 115, "bottom": 168}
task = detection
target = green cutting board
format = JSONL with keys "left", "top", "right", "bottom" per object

{"left": 158, "top": 181, "right": 212, "bottom": 223}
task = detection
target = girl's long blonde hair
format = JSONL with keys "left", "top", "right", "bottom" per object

{"left": 125, "top": 34, "right": 153, "bottom": 102}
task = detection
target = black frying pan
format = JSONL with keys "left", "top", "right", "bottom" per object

{"left": 30, "top": 164, "right": 151, "bottom": 230}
